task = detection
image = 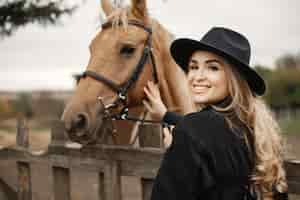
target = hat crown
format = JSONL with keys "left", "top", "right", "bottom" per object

{"left": 201, "top": 27, "right": 251, "bottom": 65}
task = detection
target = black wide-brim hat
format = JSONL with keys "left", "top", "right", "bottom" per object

{"left": 170, "top": 27, "right": 266, "bottom": 96}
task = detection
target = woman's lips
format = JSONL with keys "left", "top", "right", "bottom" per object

{"left": 191, "top": 84, "right": 211, "bottom": 93}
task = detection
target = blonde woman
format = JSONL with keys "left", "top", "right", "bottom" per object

{"left": 143, "top": 27, "right": 288, "bottom": 200}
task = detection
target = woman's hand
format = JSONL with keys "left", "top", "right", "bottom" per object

{"left": 143, "top": 81, "right": 167, "bottom": 121}
{"left": 163, "top": 128, "right": 173, "bottom": 148}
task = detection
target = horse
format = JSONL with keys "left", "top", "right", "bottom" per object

{"left": 61, "top": 0, "right": 195, "bottom": 145}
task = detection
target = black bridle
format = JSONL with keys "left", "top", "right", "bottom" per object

{"left": 78, "top": 20, "right": 165, "bottom": 126}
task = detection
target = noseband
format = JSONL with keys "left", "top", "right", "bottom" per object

{"left": 78, "top": 20, "right": 163, "bottom": 125}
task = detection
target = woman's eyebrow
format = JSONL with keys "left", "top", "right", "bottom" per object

{"left": 205, "top": 59, "right": 222, "bottom": 64}
{"left": 189, "top": 59, "right": 198, "bottom": 65}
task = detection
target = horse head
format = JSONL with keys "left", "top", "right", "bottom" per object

{"left": 61, "top": 0, "right": 195, "bottom": 144}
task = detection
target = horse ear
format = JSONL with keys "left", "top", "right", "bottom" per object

{"left": 131, "top": 0, "right": 148, "bottom": 19}
{"left": 101, "top": 0, "right": 114, "bottom": 17}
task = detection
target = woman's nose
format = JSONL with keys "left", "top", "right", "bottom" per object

{"left": 194, "top": 68, "right": 206, "bottom": 80}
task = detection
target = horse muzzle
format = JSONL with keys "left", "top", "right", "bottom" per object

{"left": 61, "top": 101, "right": 105, "bottom": 145}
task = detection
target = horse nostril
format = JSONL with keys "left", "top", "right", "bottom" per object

{"left": 73, "top": 113, "right": 89, "bottom": 131}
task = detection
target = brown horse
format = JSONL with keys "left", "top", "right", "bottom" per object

{"left": 61, "top": 0, "right": 195, "bottom": 145}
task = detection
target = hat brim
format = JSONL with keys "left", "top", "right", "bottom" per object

{"left": 170, "top": 38, "right": 266, "bottom": 96}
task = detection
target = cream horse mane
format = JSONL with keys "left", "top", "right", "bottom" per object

{"left": 151, "top": 20, "right": 195, "bottom": 114}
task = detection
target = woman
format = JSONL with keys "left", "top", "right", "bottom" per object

{"left": 143, "top": 27, "right": 288, "bottom": 199}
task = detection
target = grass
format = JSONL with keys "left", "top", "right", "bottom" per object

{"left": 0, "top": 127, "right": 50, "bottom": 134}
{"left": 0, "top": 117, "right": 52, "bottom": 134}
{"left": 279, "top": 115, "right": 300, "bottom": 135}
{"left": 0, "top": 126, "right": 16, "bottom": 134}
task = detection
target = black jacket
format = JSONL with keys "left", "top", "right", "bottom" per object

{"left": 162, "top": 111, "right": 183, "bottom": 126}
{"left": 152, "top": 106, "right": 254, "bottom": 200}
{"left": 157, "top": 107, "right": 289, "bottom": 200}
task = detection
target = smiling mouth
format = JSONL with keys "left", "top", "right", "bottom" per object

{"left": 191, "top": 85, "right": 211, "bottom": 93}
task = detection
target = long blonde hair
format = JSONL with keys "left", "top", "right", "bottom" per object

{"left": 213, "top": 63, "right": 288, "bottom": 199}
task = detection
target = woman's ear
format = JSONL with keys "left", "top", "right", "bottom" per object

{"left": 131, "top": 0, "right": 148, "bottom": 20}
{"left": 101, "top": 0, "right": 114, "bottom": 17}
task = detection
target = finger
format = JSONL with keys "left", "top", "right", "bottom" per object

{"left": 148, "top": 81, "right": 159, "bottom": 92}
{"left": 147, "top": 81, "right": 157, "bottom": 95}
{"left": 146, "top": 82, "right": 155, "bottom": 95}
{"left": 143, "top": 86, "right": 156, "bottom": 102}
{"left": 147, "top": 81, "right": 160, "bottom": 98}
{"left": 142, "top": 100, "right": 152, "bottom": 112}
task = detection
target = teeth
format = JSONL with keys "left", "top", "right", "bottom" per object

{"left": 193, "top": 85, "right": 210, "bottom": 88}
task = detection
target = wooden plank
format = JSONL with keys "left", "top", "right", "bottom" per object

{"left": 288, "top": 181, "right": 300, "bottom": 195}
{"left": 120, "top": 159, "right": 160, "bottom": 179}
{"left": 0, "top": 178, "right": 17, "bottom": 200}
{"left": 289, "top": 194, "right": 300, "bottom": 200}
{"left": 53, "top": 167, "right": 70, "bottom": 200}
{"left": 0, "top": 159, "right": 18, "bottom": 194}
{"left": 138, "top": 124, "right": 163, "bottom": 148}
{"left": 2, "top": 145, "right": 299, "bottom": 198}
{"left": 49, "top": 155, "right": 106, "bottom": 171}
{"left": 141, "top": 178, "right": 154, "bottom": 200}
{"left": 104, "top": 161, "right": 121, "bottom": 200}
{"left": 50, "top": 120, "right": 67, "bottom": 145}
{"left": 70, "top": 167, "right": 101, "bottom": 200}
{"left": 0, "top": 147, "right": 162, "bottom": 178}
{"left": 286, "top": 160, "right": 300, "bottom": 177}
{"left": 285, "top": 160, "right": 300, "bottom": 194}
{"left": 121, "top": 176, "right": 141, "bottom": 200}
{"left": 30, "top": 163, "right": 53, "bottom": 200}
{"left": 48, "top": 144, "right": 164, "bottom": 165}
{"left": 17, "top": 162, "right": 31, "bottom": 200}
{"left": 99, "top": 172, "right": 105, "bottom": 200}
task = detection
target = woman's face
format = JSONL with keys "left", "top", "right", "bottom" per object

{"left": 187, "top": 50, "right": 230, "bottom": 106}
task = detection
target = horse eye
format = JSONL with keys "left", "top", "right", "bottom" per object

{"left": 120, "top": 45, "right": 135, "bottom": 56}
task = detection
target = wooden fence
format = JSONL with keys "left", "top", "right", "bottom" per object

{"left": 0, "top": 120, "right": 299, "bottom": 200}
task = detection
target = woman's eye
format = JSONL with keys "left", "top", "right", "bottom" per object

{"left": 189, "top": 65, "right": 198, "bottom": 70}
{"left": 208, "top": 65, "right": 219, "bottom": 71}
{"left": 120, "top": 45, "right": 135, "bottom": 56}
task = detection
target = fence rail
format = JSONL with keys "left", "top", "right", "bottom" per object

{"left": 0, "top": 120, "right": 299, "bottom": 200}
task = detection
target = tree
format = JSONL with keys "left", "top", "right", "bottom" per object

{"left": 12, "top": 92, "right": 34, "bottom": 118}
{"left": 32, "top": 91, "right": 65, "bottom": 120}
{"left": 275, "top": 53, "right": 299, "bottom": 69}
{"left": 254, "top": 64, "right": 273, "bottom": 81}
{"left": 0, "top": 98, "right": 11, "bottom": 113}
{"left": 0, "top": 0, "right": 78, "bottom": 37}
{"left": 265, "top": 69, "right": 300, "bottom": 108}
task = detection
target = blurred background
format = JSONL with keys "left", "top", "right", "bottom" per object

{"left": 0, "top": 0, "right": 299, "bottom": 158}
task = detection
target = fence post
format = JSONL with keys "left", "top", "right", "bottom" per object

{"left": 138, "top": 124, "right": 163, "bottom": 200}
{"left": 138, "top": 124, "right": 163, "bottom": 148}
{"left": 17, "top": 162, "right": 31, "bottom": 200}
{"left": 104, "top": 160, "right": 122, "bottom": 200}
{"left": 16, "top": 117, "right": 29, "bottom": 149}
{"left": 50, "top": 120, "right": 67, "bottom": 146}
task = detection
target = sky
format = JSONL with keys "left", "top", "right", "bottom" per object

{"left": 0, "top": 0, "right": 299, "bottom": 91}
